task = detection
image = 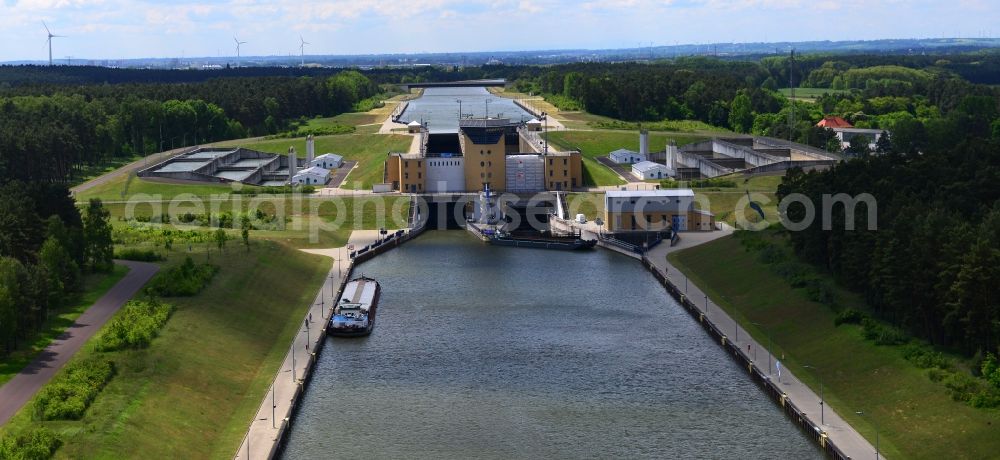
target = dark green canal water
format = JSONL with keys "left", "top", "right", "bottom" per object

{"left": 280, "top": 231, "right": 822, "bottom": 459}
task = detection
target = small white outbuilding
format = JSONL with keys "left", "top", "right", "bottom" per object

{"left": 632, "top": 161, "right": 670, "bottom": 180}
{"left": 609, "top": 148, "right": 646, "bottom": 164}
{"left": 291, "top": 166, "right": 330, "bottom": 185}
{"left": 311, "top": 153, "right": 343, "bottom": 169}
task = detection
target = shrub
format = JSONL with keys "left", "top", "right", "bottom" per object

{"left": 968, "top": 387, "right": 1000, "bottom": 408}
{"left": 145, "top": 256, "right": 218, "bottom": 297}
{"left": 927, "top": 368, "right": 948, "bottom": 382}
{"left": 756, "top": 243, "right": 787, "bottom": 265}
{"left": 804, "top": 278, "right": 836, "bottom": 306}
{"left": 982, "top": 353, "right": 1000, "bottom": 388}
{"left": 231, "top": 185, "right": 316, "bottom": 195}
{"left": 689, "top": 178, "right": 737, "bottom": 188}
{"left": 266, "top": 124, "right": 354, "bottom": 139}
{"left": 542, "top": 93, "right": 582, "bottom": 111}
{"left": 113, "top": 248, "right": 164, "bottom": 262}
{"left": 834, "top": 308, "right": 867, "bottom": 326}
{"left": 861, "top": 317, "right": 908, "bottom": 346}
{"left": 942, "top": 371, "right": 982, "bottom": 403}
{"left": 33, "top": 359, "right": 114, "bottom": 420}
{"left": 95, "top": 299, "right": 174, "bottom": 351}
{"left": 0, "top": 427, "right": 61, "bottom": 460}
{"left": 901, "top": 343, "right": 951, "bottom": 369}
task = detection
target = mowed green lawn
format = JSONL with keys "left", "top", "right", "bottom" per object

{"left": 0, "top": 265, "right": 128, "bottom": 386}
{"left": 0, "top": 240, "right": 331, "bottom": 459}
{"left": 230, "top": 133, "right": 412, "bottom": 190}
{"left": 545, "top": 130, "right": 707, "bottom": 186}
{"left": 669, "top": 234, "right": 1000, "bottom": 460}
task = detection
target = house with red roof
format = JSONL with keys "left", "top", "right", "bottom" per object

{"left": 816, "top": 116, "right": 853, "bottom": 129}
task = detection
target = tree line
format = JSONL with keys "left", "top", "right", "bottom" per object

{"left": 0, "top": 182, "right": 114, "bottom": 355}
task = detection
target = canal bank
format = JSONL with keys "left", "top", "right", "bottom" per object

{"left": 278, "top": 230, "right": 823, "bottom": 459}
{"left": 642, "top": 233, "right": 876, "bottom": 459}
{"left": 232, "top": 227, "right": 422, "bottom": 460}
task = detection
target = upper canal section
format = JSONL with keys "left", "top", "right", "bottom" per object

{"left": 281, "top": 231, "right": 822, "bottom": 459}
{"left": 399, "top": 86, "right": 534, "bottom": 133}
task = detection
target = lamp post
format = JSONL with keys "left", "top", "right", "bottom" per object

{"left": 704, "top": 294, "right": 709, "bottom": 316}
{"left": 856, "top": 411, "right": 879, "bottom": 460}
{"left": 804, "top": 365, "right": 825, "bottom": 425}
{"left": 721, "top": 294, "right": 737, "bottom": 343}
{"left": 271, "top": 385, "right": 276, "bottom": 429}
{"left": 752, "top": 322, "right": 773, "bottom": 376}
{"left": 456, "top": 99, "right": 463, "bottom": 119}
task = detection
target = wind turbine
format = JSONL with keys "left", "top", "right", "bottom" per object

{"left": 43, "top": 22, "right": 64, "bottom": 66}
{"left": 299, "top": 36, "right": 309, "bottom": 66}
{"left": 234, "top": 35, "right": 247, "bottom": 64}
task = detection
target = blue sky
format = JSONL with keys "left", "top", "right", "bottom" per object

{"left": 0, "top": 0, "right": 998, "bottom": 61}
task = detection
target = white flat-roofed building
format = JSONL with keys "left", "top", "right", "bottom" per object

{"left": 832, "top": 127, "right": 885, "bottom": 153}
{"left": 632, "top": 161, "right": 670, "bottom": 180}
{"left": 603, "top": 189, "right": 713, "bottom": 232}
{"left": 291, "top": 166, "right": 330, "bottom": 185}
{"left": 311, "top": 153, "right": 343, "bottom": 169}
{"left": 526, "top": 118, "right": 543, "bottom": 131}
{"left": 609, "top": 148, "right": 646, "bottom": 164}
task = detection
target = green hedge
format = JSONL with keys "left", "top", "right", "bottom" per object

{"left": 95, "top": 299, "right": 174, "bottom": 352}
{"left": 33, "top": 359, "right": 114, "bottom": 421}
{"left": 0, "top": 427, "right": 61, "bottom": 460}
{"left": 267, "top": 124, "right": 354, "bottom": 139}
{"left": 145, "top": 257, "right": 218, "bottom": 297}
{"left": 113, "top": 248, "right": 164, "bottom": 262}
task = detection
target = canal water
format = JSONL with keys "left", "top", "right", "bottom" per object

{"left": 281, "top": 231, "right": 822, "bottom": 459}
{"left": 400, "top": 86, "right": 534, "bottom": 133}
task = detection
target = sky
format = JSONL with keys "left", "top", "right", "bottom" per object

{"left": 0, "top": 0, "right": 998, "bottom": 61}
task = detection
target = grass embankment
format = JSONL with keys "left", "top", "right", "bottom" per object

{"left": 306, "top": 90, "right": 420, "bottom": 134}
{"left": 232, "top": 133, "right": 413, "bottom": 190}
{"left": 103, "top": 195, "right": 410, "bottom": 249}
{"left": 68, "top": 156, "right": 142, "bottom": 188}
{"left": 668, "top": 233, "right": 1000, "bottom": 460}
{"left": 546, "top": 131, "right": 705, "bottom": 186}
{"left": 0, "top": 239, "right": 331, "bottom": 459}
{"left": 0, "top": 265, "right": 129, "bottom": 386}
{"left": 74, "top": 173, "right": 241, "bottom": 203}
{"left": 694, "top": 175, "right": 783, "bottom": 226}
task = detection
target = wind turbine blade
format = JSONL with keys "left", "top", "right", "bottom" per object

{"left": 42, "top": 21, "right": 51, "bottom": 35}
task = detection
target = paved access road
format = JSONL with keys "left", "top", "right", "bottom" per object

{"left": 0, "top": 260, "right": 159, "bottom": 427}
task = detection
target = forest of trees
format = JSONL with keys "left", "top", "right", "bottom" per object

{"left": 0, "top": 182, "right": 113, "bottom": 355}
{"left": 778, "top": 135, "right": 1000, "bottom": 357}
{"left": 0, "top": 70, "right": 381, "bottom": 183}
